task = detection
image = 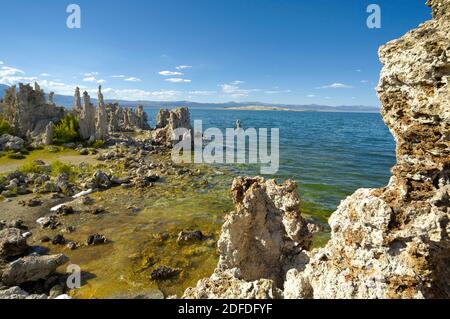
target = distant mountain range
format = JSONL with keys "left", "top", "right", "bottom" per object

{"left": 0, "top": 83, "right": 380, "bottom": 113}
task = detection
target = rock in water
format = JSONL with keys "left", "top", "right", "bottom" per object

{"left": 1, "top": 254, "right": 69, "bottom": 286}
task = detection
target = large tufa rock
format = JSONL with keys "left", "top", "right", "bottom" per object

{"left": 1, "top": 253, "right": 69, "bottom": 286}
{"left": 77, "top": 91, "right": 96, "bottom": 140}
{"left": 0, "top": 228, "right": 28, "bottom": 259}
{"left": 283, "top": 0, "right": 450, "bottom": 299}
{"left": 42, "top": 122, "right": 53, "bottom": 146}
{"left": 153, "top": 107, "right": 192, "bottom": 147}
{"left": 95, "top": 86, "right": 109, "bottom": 140}
{"left": 182, "top": 177, "right": 311, "bottom": 298}
{"left": 0, "top": 83, "right": 65, "bottom": 137}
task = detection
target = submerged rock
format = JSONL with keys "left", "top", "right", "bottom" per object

{"left": 150, "top": 266, "right": 181, "bottom": 280}
{"left": 177, "top": 230, "right": 205, "bottom": 243}
{"left": 86, "top": 233, "right": 107, "bottom": 246}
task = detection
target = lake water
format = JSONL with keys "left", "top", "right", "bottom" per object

{"left": 145, "top": 108, "right": 396, "bottom": 221}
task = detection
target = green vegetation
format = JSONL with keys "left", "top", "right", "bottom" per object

{"left": 0, "top": 117, "right": 13, "bottom": 135}
{"left": 50, "top": 160, "right": 75, "bottom": 177}
{"left": 91, "top": 139, "right": 106, "bottom": 149}
{"left": 53, "top": 114, "right": 80, "bottom": 144}
{"left": 19, "top": 161, "right": 48, "bottom": 174}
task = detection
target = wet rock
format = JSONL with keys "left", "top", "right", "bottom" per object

{"left": 49, "top": 284, "right": 64, "bottom": 299}
{"left": 19, "top": 198, "right": 43, "bottom": 207}
{"left": 93, "top": 170, "right": 112, "bottom": 188}
{"left": 36, "top": 215, "right": 60, "bottom": 229}
{"left": 51, "top": 234, "right": 66, "bottom": 245}
{"left": 40, "top": 236, "right": 51, "bottom": 243}
{"left": 55, "top": 205, "right": 75, "bottom": 216}
{"left": 150, "top": 266, "right": 181, "bottom": 280}
{"left": 177, "top": 230, "right": 205, "bottom": 243}
{"left": 1, "top": 254, "right": 69, "bottom": 286}
{"left": 86, "top": 233, "right": 107, "bottom": 246}
{"left": 0, "top": 228, "right": 28, "bottom": 258}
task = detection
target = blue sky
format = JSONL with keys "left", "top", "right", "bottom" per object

{"left": 0, "top": 0, "right": 430, "bottom": 105}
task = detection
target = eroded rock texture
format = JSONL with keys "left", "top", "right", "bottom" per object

{"left": 153, "top": 107, "right": 192, "bottom": 146}
{"left": 0, "top": 83, "right": 65, "bottom": 137}
{"left": 183, "top": 177, "right": 312, "bottom": 299}
{"left": 184, "top": 0, "right": 449, "bottom": 299}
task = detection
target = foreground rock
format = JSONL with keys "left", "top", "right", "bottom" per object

{"left": 1, "top": 253, "right": 69, "bottom": 286}
{"left": 182, "top": 177, "right": 312, "bottom": 298}
{"left": 0, "top": 228, "right": 28, "bottom": 258}
{"left": 184, "top": 0, "right": 450, "bottom": 299}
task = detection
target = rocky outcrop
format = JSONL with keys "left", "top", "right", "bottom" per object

{"left": 0, "top": 134, "right": 24, "bottom": 152}
{"left": 153, "top": 108, "right": 192, "bottom": 147}
{"left": 77, "top": 91, "right": 96, "bottom": 141}
{"left": 182, "top": 177, "right": 312, "bottom": 298}
{"left": 95, "top": 86, "right": 109, "bottom": 140}
{"left": 184, "top": 0, "right": 449, "bottom": 299}
{"left": 1, "top": 253, "right": 69, "bottom": 286}
{"left": 0, "top": 228, "right": 28, "bottom": 258}
{"left": 42, "top": 122, "right": 53, "bottom": 146}
{"left": 0, "top": 83, "right": 65, "bottom": 137}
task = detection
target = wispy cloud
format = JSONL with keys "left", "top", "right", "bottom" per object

{"left": 307, "top": 94, "right": 316, "bottom": 98}
{"left": 188, "top": 90, "right": 216, "bottom": 96}
{"left": 0, "top": 61, "right": 3, "bottom": 65}
{"left": 0, "top": 65, "right": 34, "bottom": 85}
{"left": 124, "top": 77, "right": 142, "bottom": 82}
{"left": 360, "top": 80, "right": 369, "bottom": 83}
{"left": 165, "top": 78, "right": 191, "bottom": 83}
{"left": 40, "top": 73, "right": 51, "bottom": 77}
{"left": 84, "top": 72, "right": 99, "bottom": 77}
{"left": 317, "top": 83, "right": 353, "bottom": 89}
{"left": 112, "top": 75, "right": 126, "bottom": 78}
{"left": 176, "top": 65, "right": 192, "bottom": 70}
{"left": 219, "top": 81, "right": 260, "bottom": 98}
{"left": 265, "top": 89, "right": 291, "bottom": 94}
{"left": 159, "top": 70, "right": 183, "bottom": 76}
{"left": 83, "top": 76, "right": 106, "bottom": 84}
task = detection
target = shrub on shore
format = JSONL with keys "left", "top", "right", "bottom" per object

{"left": 53, "top": 114, "right": 80, "bottom": 144}
{"left": 0, "top": 117, "right": 13, "bottom": 135}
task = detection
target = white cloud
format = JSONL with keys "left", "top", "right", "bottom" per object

{"left": 124, "top": 77, "right": 142, "bottom": 82}
{"left": 356, "top": 69, "right": 362, "bottom": 73}
{"left": 112, "top": 75, "right": 126, "bottom": 78}
{"left": 188, "top": 90, "right": 216, "bottom": 96}
{"left": 360, "top": 80, "right": 369, "bottom": 83}
{"left": 101, "top": 88, "right": 181, "bottom": 101}
{"left": 84, "top": 72, "right": 99, "bottom": 77}
{"left": 176, "top": 65, "right": 192, "bottom": 70}
{"left": 0, "top": 61, "right": 3, "bottom": 65}
{"left": 83, "top": 76, "right": 105, "bottom": 84}
{"left": 0, "top": 66, "right": 33, "bottom": 86}
{"left": 159, "top": 70, "right": 183, "bottom": 76}
{"left": 265, "top": 89, "right": 291, "bottom": 94}
{"left": 317, "top": 83, "right": 353, "bottom": 89}
{"left": 165, "top": 78, "right": 191, "bottom": 83}
{"left": 307, "top": 94, "right": 316, "bottom": 98}
{"left": 40, "top": 73, "right": 51, "bottom": 77}
{"left": 219, "top": 82, "right": 260, "bottom": 98}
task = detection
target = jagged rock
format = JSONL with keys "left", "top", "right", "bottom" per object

{"left": 0, "top": 134, "right": 24, "bottom": 152}
{"left": 1, "top": 254, "right": 69, "bottom": 286}
{"left": 47, "top": 92, "right": 54, "bottom": 105}
{"left": 0, "top": 83, "right": 65, "bottom": 137}
{"left": 183, "top": 268, "right": 282, "bottom": 299}
{"left": 77, "top": 91, "right": 96, "bottom": 140}
{"left": 0, "top": 286, "right": 47, "bottom": 299}
{"left": 55, "top": 173, "right": 73, "bottom": 195}
{"left": 153, "top": 108, "right": 192, "bottom": 147}
{"left": 183, "top": 177, "right": 311, "bottom": 298}
{"left": 95, "top": 86, "right": 109, "bottom": 140}
{"left": 43, "top": 122, "right": 53, "bottom": 146}
{"left": 0, "top": 228, "right": 28, "bottom": 258}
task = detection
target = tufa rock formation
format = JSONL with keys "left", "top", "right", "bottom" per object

{"left": 153, "top": 107, "right": 192, "bottom": 147}
{"left": 184, "top": 0, "right": 450, "bottom": 299}
{"left": 0, "top": 83, "right": 65, "bottom": 138}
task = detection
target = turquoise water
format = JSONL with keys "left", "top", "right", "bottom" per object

{"left": 145, "top": 109, "right": 396, "bottom": 219}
